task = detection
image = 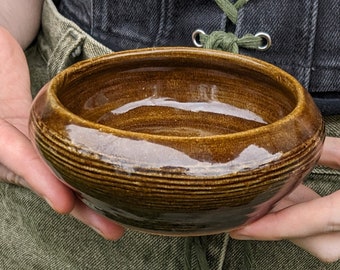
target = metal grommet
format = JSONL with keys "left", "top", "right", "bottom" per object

{"left": 192, "top": 29, "right": 206, "bottom": 48}
{"left": 255, "top": 32, "right": 272, "bottom": 51}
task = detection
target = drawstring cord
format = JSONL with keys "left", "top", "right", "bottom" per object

{"left": 215, "top": 0, "right": 249, "bottom": 24}
{"left": 185, "top": 1, "right": 269, "bottom": 269}
{"left": 199, "top": 31, "right": 262, "bottom": 54}
{"left": 217, "top": 233, "right": 230, "bottom": 270}
{"left": 192, "top": 0, "right": 271, "bottom": 53}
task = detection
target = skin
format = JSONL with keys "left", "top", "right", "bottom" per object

{"left": 230, "top": 137, "right": 340, "bottom": 263}
{"left": 0, "top": 0, "right": 43, "bottom": 48}
{"left": 1, "top": 0, "right": 340, "bottom": 263}
{"left": 0, "top": 27, "right": 124, "bottom": 240}
{"left": 0, "top": 0, "right": 124, "bottom": 240}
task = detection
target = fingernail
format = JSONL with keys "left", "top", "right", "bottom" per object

{"left": 230, "top": 232, "right": 253, "bottom": 240}
{"left": 232, "top": 234, "right": 253, "bottom": 240}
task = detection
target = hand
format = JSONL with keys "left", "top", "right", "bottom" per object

{"left": 0, "top": 27, "right": 124, "bottom": 240}
{"left": 230, "top": 136, "right": 340, "bottom": 263}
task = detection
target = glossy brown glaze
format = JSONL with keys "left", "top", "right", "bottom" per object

{"left": 29, "top": 47, "right": 325, "bottom": 236}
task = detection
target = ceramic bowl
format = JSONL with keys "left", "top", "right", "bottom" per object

{"left": 29, "top": 47, "right": 324, "bottom": 236}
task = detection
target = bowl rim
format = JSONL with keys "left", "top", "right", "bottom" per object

{"left": 46, "top": 47, "right": 310, "bottom": 141}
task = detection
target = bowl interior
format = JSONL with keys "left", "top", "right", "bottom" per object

{"left": 55, "top": 50, "right": 298, "bottom": 137}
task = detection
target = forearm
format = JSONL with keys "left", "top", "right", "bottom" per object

{"left": 0, "top": 0, "right": 44, "bottom": 49}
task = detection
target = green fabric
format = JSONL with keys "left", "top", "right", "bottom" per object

{"left": 1, "top": 0, "right": 339, "bottom": 269}
{"left": 184, "top": 237, "right": 212, "bottom": 270}
{"left": 0, "top": 184, "right": 186, "bottom": 269}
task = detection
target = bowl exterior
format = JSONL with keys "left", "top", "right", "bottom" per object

{"left": 29, "top": 47, "right": 325, "bottom": 236}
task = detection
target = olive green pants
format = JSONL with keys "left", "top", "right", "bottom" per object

{"left": 1, "top": 0, "right": 339, "bottom": 269}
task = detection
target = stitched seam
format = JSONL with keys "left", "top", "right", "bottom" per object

{"left": 155, "top": 0, "right": 175, "bottom": 47}
{"left": 90, "top": 0, "right": 94, "bottom": 36}
{"left": 303, "top": 0, "right": 319, "bottom": 90}
{"left": 154, "top": 0, "right": 167, "bottom": 46}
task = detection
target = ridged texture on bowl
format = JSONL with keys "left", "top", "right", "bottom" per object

{"left": 30, "top": 47, "right": 325, "bottom": 235}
